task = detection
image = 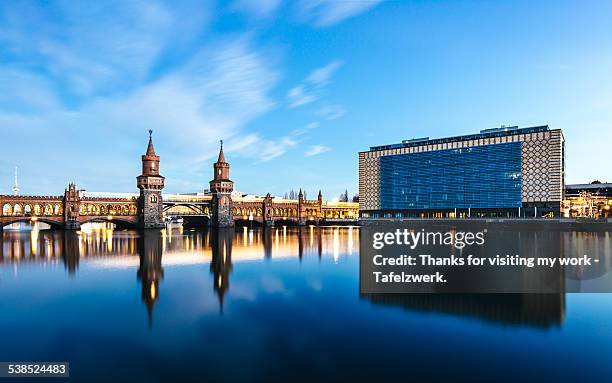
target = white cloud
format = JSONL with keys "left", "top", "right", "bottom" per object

{"left": 287, "top": 60, "right": 343, "bottom": 108}
{"left": 305, "top": 144, "right": 331, "bottom": 157}
{"left": 306, "top": 59, "right": 343, "bottom": 86}
{"left": 287, "top": 85, "right": 318, "bottom": 108}
{"left": 306, "top": 122, "right": 320, "bottom": 130}
{"left": 291, "top": 121, "right": 320, "bottom": 136}
{"left": 231, "top": 0, "right": 282, "bottom": 19}
{"left": 0, "top": 0, "right": 210, "bottom": 97}
{"left": 0, "top": 69, "right": 60, "bottom": 113}
{"left": 317, "top": 104, "right": 346, "bottom": 120}
{"left": 228, "top": 134, "right": 297, "bottom": 162}
{"left": 0, "top": 31, "right": 280, "bottom": 192}
{"left": 297, "top": 0, "right": 381, "bottom": 27}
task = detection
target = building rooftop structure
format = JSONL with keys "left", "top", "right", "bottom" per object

{"left": 368, "top": 125, "right": 552, "bottom": 152}
{"left": 565, "top": 183, "right": 612, "bottom": 197}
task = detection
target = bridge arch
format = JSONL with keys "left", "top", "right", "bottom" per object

{"left": 0, "top": 217, "right": 63, "bottom": 229}
{"left": 163, "top": 203, "right": 204, "bottom": 215}
{"left": 80, "top": 217, "right": 138, "bottom": 229}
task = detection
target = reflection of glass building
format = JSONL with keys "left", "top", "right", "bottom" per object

{"left": 359, "top": 126, "right": 565, "bottom": 218}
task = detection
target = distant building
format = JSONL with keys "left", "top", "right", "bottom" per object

{"left": 565, "top": 182, "right": 612, "bottom": 198}
{"left": 359, "top": 125, "right": 565, "bottom": 218}
{"left": 563, "top": 182, "right": 612, "bottom": 218}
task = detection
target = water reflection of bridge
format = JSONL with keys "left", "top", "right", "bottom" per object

{"left": 0, "top": 225, "right": 357, "bottom": 324}
{"left": 1, "top": 226, "right": 572, "bottom": 328}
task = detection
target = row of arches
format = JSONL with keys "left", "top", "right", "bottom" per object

{"left": 303, "top": 208, "right": 319, "bottom": 217}
{"left": 2, "top": 203, "right": 62, "bottom": 217}
{"left": 232, "top": 206, "right": 302, "bottom": 218}
{"left": 80, "top": 203, "right": 137, "bottom": 216}
{"left": 322, "top": 209, "right": 357, "bottom": 219}
{"left": 233, "top": 206, "right": 263, "bottom": 217}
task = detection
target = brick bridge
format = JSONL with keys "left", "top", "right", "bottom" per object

{"left": 1, "top": 133, "right": 358, "bottom": 230}
{"left": 164, "top": 192, "right": 358, "bottom": 227}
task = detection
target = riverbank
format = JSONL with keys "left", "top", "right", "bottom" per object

{"left": 359, "top": 217, "right": 612, "bottom": 229}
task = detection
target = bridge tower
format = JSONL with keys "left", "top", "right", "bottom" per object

{"left": 137, "top": 130, "right": 165, "bottom": 229}
{"left": 63, "top": 183, "right": 81, "bottom": 230}
{"left": 263, "top": 193, "right": 274, "bottom": 227}
{"left": 298, "top": 189, "right": 305, "bottom": 225}
{"left": 210, "top": 140, "right": 234, "bottom": 227}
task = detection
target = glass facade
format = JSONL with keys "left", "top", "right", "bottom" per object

{"left": 379, "top": 142, "right": 522, "bottom": 210}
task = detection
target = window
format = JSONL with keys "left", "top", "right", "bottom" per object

{"left": 150, "top": 194, "right": 158, "bottom": 203}
{"left": 379, "top": 142, "right": 522, "bottom": 210}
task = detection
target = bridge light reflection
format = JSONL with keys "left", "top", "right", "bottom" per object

{"left": 150, "top": 282, "right": 156, "bottom": 300}
{"left": 107, "top": 228, "right": 113, "bottom": 253}
{"left": 333, "top": 228, "right": 340, "bottom": 263}
{"left": 275, "top": 228, "right": 279, "bottom": 251}
{"left": 310, "top": 226, "right": 314, "bottom": 246}
{"left": 30, "top": 228, "right": 38, "bottom": 256}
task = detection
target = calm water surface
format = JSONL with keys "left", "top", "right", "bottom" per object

{"left": 1, "top": 224, "right": 611, "bottom": 382}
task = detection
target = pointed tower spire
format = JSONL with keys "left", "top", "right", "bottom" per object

{"left": 146, "top": 129, "right": 157, "bottom": 156}
{"left": 217, "top": 139, "right": 226, "bottom": 163}
{"left": 12, "top": 166, "right": 19, "bottom": 195}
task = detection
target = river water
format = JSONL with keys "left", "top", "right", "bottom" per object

{"left": 0, "top": 224, "right": 611, "bottom": 382}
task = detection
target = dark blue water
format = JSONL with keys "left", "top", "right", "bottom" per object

{"left": 1, "top": 225, "right": 611, "bottom": 382}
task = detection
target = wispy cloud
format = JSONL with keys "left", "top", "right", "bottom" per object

{"left": 291, "top": 121, "right": 321, "bottom": 136}
{"left": 317, "top": 104, "right": 346, "bottom": 120}
{"left": 287, "top": 85, "right": 318, "bottom": 108}
{"left": 0, "top": 1, "right": 210, "bottom": 98}
{"left": 287, "top": 59, "right": 343, "bottom": 108}
{"left": 305, "top": 144, "right": 331, "bottom": 157}
{"left": 0, "top": 1, "right": 280, "bottom": 193}
{"left": 231, "top": 0, "right": 282, "bottom": 19}
{"left": 306, "top": 60, "right": 343, "bottom": 86}
{"left": 227, "top": 134, "right": 297, "bottom": 162}
{"left": 297, "top": 0, "right": 381, "bottom": 27}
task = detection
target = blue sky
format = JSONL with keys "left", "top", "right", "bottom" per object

{"left": 1, "top": 0, "right": 611, "bottom": 198}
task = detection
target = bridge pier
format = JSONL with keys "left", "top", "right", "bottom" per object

{"left": 64, "top": 221, "right": 81, "bottom": 230}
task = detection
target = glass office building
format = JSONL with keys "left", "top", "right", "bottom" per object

{"left": 359, "top": 126, "right": 565, "bottom": 218}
